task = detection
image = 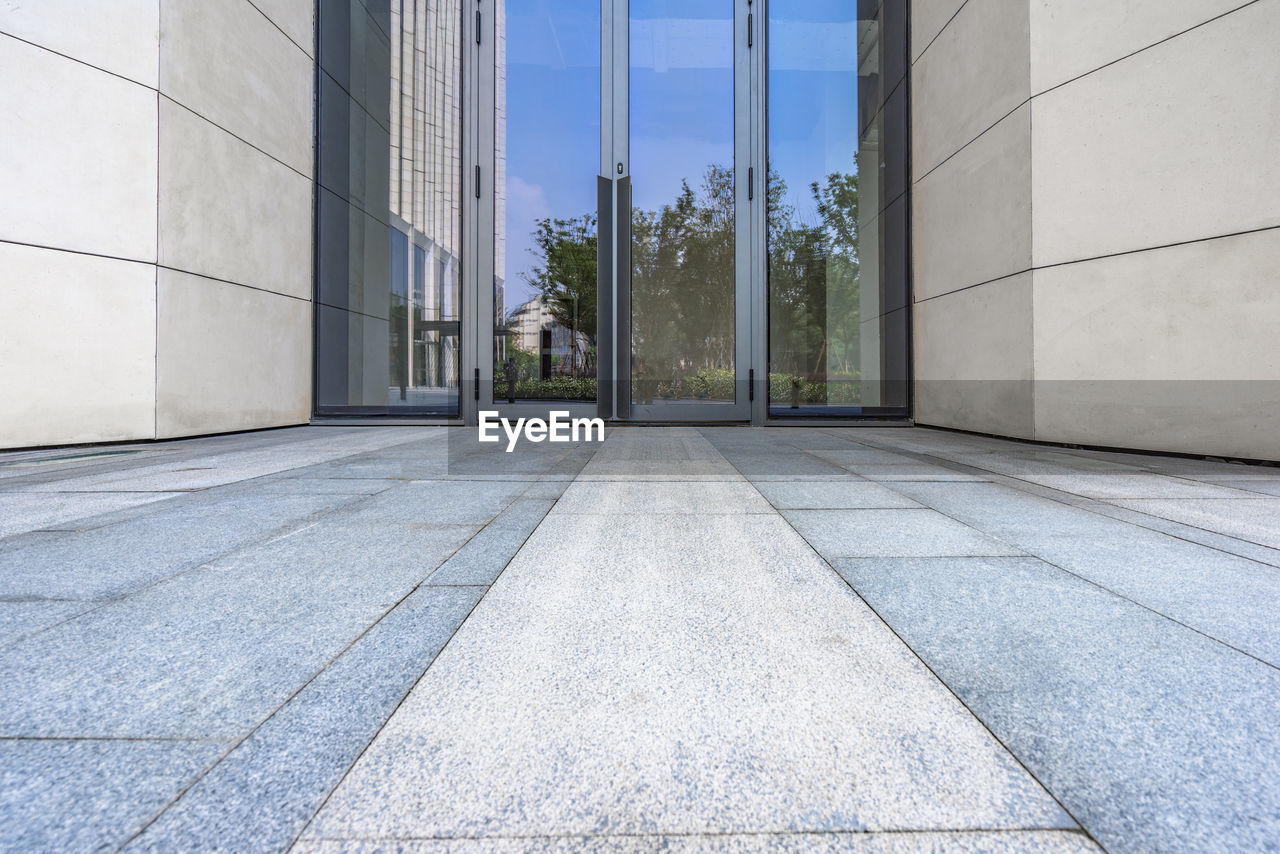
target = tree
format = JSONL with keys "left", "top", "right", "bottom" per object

{"left": 524, "top": 214, "right": 598, "bottom": 375}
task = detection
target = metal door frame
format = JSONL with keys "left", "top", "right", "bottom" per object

{"left": 465, "top": 0, "right": 764, "bottom": 425}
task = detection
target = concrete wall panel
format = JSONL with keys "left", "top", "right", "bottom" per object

{"left": 914, "top": 274, "right": 1035, "bottom": 439}
{"left": 911, "top": 0, "right": 1030, "bottom": 178}
{"left": 1030, "top": 0, "right": 1249, "bottom": 94}
{"left": 156, "top": 270, "right": 311, "bottom": 438}
{"left": 0, "top": 0, "right": 160, "bottom": 87}
{"left": 159, "top": 0, "right": 313, "bottom": 175}
{"left": 158, "top": 100, "right": 313, "bottom": 301}
{"left": 0, "top": 36, "right": 157, "bottom": 261}
{"left": 0, "top": 244, "right": 156, "bottom": 448}
{"left": 1032, "top": 0, "right": 1280, "bottom": 266}
{"left": 912, "top": 103, "right": 1032, "bottom": 300}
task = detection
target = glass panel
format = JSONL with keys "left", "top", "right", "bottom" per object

{"left": 766, "top": 0, "right": 909, "bottom": 416}
{"left": 314, "top": 0, "right": 462, "bottom": 415}
{"left": 629, "top": 0, "right": 735, "bottom": 405}
{"left": 495, "top": 0, "right": 599, "bottom": 403}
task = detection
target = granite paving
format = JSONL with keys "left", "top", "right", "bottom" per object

{"left": 2, "top": 425, "right": 1278, "bottom": 852}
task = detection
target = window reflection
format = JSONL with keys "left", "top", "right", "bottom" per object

{"left": 315, "top": 0, "right": 462, "bottom": 415}
{"left": 494, "top": 0, "right": 599, "bottom": 403}
{"left": 767, "top": 0, "right": 908, "bottom": 416}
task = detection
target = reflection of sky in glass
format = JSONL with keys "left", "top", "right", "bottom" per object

{"left": 502, "top": 0, "right": 861, "bottom": 308}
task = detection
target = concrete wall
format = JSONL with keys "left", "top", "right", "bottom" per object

{"left": 911, "top": 0, "right": 1280, "bottom": 460}
{"left": 0, "top": 1, "right": 314, "bottom": 448}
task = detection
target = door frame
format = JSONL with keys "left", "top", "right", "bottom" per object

{"left": 465, "top": 0, "right": 766, "bottom": 425}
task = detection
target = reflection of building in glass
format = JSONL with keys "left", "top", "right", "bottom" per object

{"left": 507, "top": 295, "right": 590, "bottom": 378}
{"left": 386, "top": 0, "right": 463, "bottom": 407}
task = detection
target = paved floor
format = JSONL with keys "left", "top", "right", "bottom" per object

{"left": 1, "top": 426, "right": 1278, "bottom": 853}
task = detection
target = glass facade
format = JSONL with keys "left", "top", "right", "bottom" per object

{"left": 315, "top": 1, "right": 463, "bottom": 415}
{"left": 766, "top": 0, "right": 909, "bottom": 416}
{"left": 494, "top": 0, "right": 599, "bottom": 403}
{"left": 629, "top": 0, "right": 737, "bottom": 406}
{"left": 313, "top": 0, "right": 910, "bottom": 423}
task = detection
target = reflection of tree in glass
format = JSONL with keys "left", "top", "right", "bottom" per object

{"left": 513, "top": 163, "right": 863, "bottom": 402}
{"left": 524, "top": 214, "right": 599, "bottom": 376}
{"left": 631, "top": 165, "right": 736, "bottom": 393}
{"left": 769, "top": 166, "right": 862, "bottom": 398}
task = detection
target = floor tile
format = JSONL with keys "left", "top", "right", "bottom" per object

{"left": 754, "top": 481, "right": 921, "bottom": 510}
{"left": 293, "top": 830, "right": 1101, "bottom": 853}
{"left": 1110, "top": 498, "right": 1280, "bottom": 549}
{"left": 305, "top": 513, "right": 1069, "bottom": 840}
{"left": 783, "top": 509, "right": 1022, "bottom": 558}
{"left": 554, "top": 481, "right": 773, "bottom": 515}
{"left": 836, "top": 556, "right": 1280, "bottom": 854}
{"left": 126, "top": 585, "right": 483, "bottom": 853}
{"left": 0, "top": 521, "right": 476, "bottom": 738}
{"left": 0, "top": 739, "right": 223, "bottom": 851}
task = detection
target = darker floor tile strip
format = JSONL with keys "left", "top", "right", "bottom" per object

{"left": 427, "top": 498, "right": 557, "bottom": 586}
{"left": 123, "top": 584, "right": 486, "bottom": 853}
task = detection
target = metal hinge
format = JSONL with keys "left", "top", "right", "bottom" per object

{"left": 474, "top": 368, "right": 480, "bottom": 401}
{"left": 476, "top": 11, "right": 482, "bottom": 45}
{"left": 475, "top": 165, "right": 481, "bottom": 199}
{"left": 747, "top": 13, "right": 752, "bottom": 48}
{"left": 749, "top": 368, "right": 755, "bottom": 401}
{"left": 748, "top": 166, "right": 753, "bottom": 201}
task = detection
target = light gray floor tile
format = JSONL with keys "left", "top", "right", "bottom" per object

{"left": 0, "top": 521, "right": 477, "bottom": 739}
{"left": 554, "top": 481, "right": 772, "bottom": 515}
{"left": 334, "top": 480, "right": 527, "bottom": 526}
{"left": 851, "top": 465, "right": 988, "bottom": 482}
{"left": 754, "top": 481, "right": 921, "bottom": 510}
{"left": 0, "top": 601, "right": 93, "bottom": 648}
{"left": 126, "top": 585, "right": 484, "bottom": 853}
{"left": 1110, "top": 498, "right": 1280, "bottom": 549}
{"left": 806, "top": 449, "right": 925, "bottom": 467}
{"left": 0, "top": 492, "right": 366, "bottom": 600}
{"left": 720, "top": 453, "right": 856, "bottom": 479}
{"left": 783, "top": 509, "right": 1023, "bottom": 558}
{"left": 889, "top": 482, "right": 1280, "bottom": 663}
{"left": 1012, "top": 473, "right": 1257, "bottom": 500}
{"left": 293, "top": 830, "right": 1101, "bottom": 853}
{"left": 0, "top": 491, "right": 182, "bottom": 539}
{"left": 0, "top": 739, "right": 223, "bottom": 852}
{"left": 1206, "top": 478, "right": 1280, "bottom": 497}
{"left": 836, "top": 556, "right": 1280, "bottom": 854}
{"left": 305, "top": 513, "right": 1070, "bottom": 840}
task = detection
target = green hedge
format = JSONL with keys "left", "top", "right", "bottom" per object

{"left": 491, "top": 368, "right": 862, "bottom": 404}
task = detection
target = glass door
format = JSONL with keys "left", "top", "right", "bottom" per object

{"left": 619, "top": 0, "right": 751, "bottom": 420}
{"left": 476, "top": 0, "right": 754, "bottom": 423}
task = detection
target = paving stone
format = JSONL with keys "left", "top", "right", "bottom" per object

{"left": 888, "top": 482, "right": 1280, "bottom": 664}
{"left": 783, "top": 509, "right": 1023, "bottom": 558}
{"left": 0, "top": 521, "right": 477, "bottom": 739}
{"left": 835, "top": 556, "right": 1280, "bottom": 854}
{"left": 333, "top": 480, "right": 528, "bottom": 526}
{"left": 304, "top": 513, "right": 1071, "bottom": 840}
{"left": 293, "top": 830, "right": 1101, "bottom": 853}
{"left": 1206, "top": 478, "right": 1280, "bottom": 497}
{"left": 0, "top": 600, "right": 94, "bottom": 648}
{"left": 553, "top": 481, "right": 773, "bottom": 515}
{"left": 849, "top": 464, "right": 988, "bottom": 482}
{"left": 428, "top": 500, "right": 555, "bottom": 586}
{"left": 126, "top": 585, "right": 484, "bottom": 853}
{"left": 753, "top": 481, "right": 921, "bottom": 510}
{"left": 1110, "top": 498, "right": 1280, "bottom": 550}
{"left": 0, "top": 739, "right": 223, "bottom": 852}
{"left": 0, "top": 492, "right": 366, "bottom": 600}
{"left": 0, "top": 491, "right": 182, "bottom": 539}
